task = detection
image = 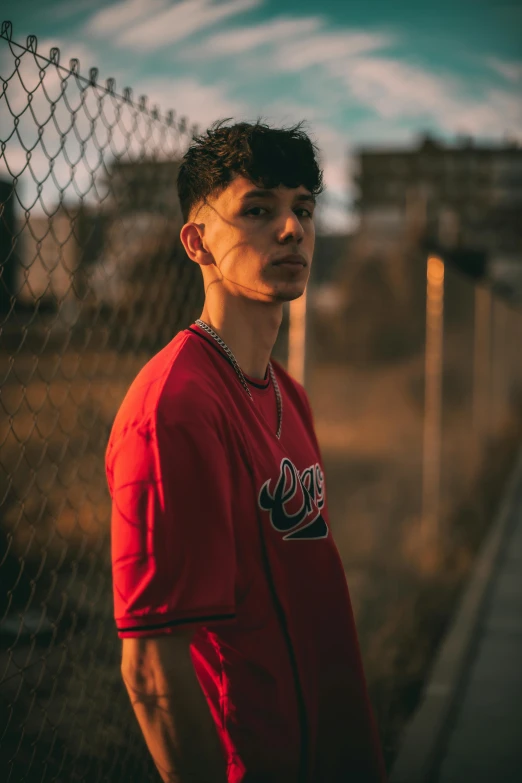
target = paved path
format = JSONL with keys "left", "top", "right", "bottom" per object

{"left": 433, "top": 482, "right": 522, "bottom": 783}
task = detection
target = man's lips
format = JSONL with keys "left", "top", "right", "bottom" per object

{"left": 272, "top": 254, "right": 307, "bottom": 266}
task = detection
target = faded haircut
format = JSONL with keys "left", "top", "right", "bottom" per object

{"left": 176, "top": 118, "right": 324, "bottom": 223}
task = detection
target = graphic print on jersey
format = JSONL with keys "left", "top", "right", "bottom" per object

{"left": 258, "top": 456, "right": 328, "bottom": 540}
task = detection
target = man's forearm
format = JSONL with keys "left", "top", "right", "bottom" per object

{"left": 122, "top": 648, "right": 228, "bottom": 783}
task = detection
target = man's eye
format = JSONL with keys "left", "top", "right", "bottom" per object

{"left": 243, "top": 206, "right": 313, "bottom": 218}
{"left": 245, "top": 207, "right": 268, "bottom": 216}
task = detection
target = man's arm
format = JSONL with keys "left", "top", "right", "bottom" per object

{"left": 121, "top": 629, "right": 229, "bottom": 783}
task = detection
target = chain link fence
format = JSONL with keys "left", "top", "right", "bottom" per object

{"left": 0, "top": 21, "right": 218, "bottom": 781}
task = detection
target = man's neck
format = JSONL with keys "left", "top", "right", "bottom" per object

{"left": 198, "top": 299, "right": 284, "bottom": 380}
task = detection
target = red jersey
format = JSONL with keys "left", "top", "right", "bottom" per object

{"left": 106, "top": 323, "right": 386, "bottom": 783}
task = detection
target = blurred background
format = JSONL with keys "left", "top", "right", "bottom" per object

{"left": 1, "top": 2, "right": 522, "bottom": 781}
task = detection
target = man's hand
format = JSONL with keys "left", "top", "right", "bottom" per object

{"left": 121, "top": 628, "right": 229, "bottom": 783}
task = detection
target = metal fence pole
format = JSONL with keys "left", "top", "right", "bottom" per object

{"left": 421, "top": 256, "right": 445, "bottom": 547}
{"left": 491, "top": 296, "right": 509, "bottom": 433}
{"left": 288, "top": 288, "right": 308, "bottom": 387}
{"left": 472, "top": 285, "right": 492, "bottom": 455}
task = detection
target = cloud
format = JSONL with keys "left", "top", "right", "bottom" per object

{"left": 85, "top": 0, "right": 170, "bottom": 37}
{"left": 188, "top": 16, "right": 393, "bottom": 70}
{"left": 344, "top": 119, "right": 415, "bottom": 146}
{"left": 130, "top": 76, "right": 250, "bottom": 128}
{"left": 181, "top": 10, "right": 520, "bottom": 143}
{"left": 486, "top": 56, "right": 522, "bottom": 83}
{"left": 272, "top": 31, "right": 394, "bottom": 72}
{"left": 104, "top": 0, "right": 262, "bottom": 52}
{"left": 253, "top": 96, "right": 325, "bottom": 127}
{"left": 476, "top": 89, "right": 522, "bottom": 136}
{"left": 335, "top": 57, "right": 455, "bottom": 120}
{"left": 328, "top": 56, "right": 522, "bottom": 140}
{"left": 191, "top": 15, "right": 323, "bottom": 57}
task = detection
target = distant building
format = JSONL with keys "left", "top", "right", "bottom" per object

{"left": 353, "top": 134, "right": 522, "bottom": 260}
{"left": 348, "top": 134, "right": 522, "bottom": 309}
{"left": 106, "top": 158, "right": 182, "bottom": 216}
{"left": 307, "top": 234, "right": 352, "bottom": 319}
{"left": 310, "top": 234, "right": 352, "bottom": 286}
{"left": 88, "top": 158, "right": 184, "bottom": 308}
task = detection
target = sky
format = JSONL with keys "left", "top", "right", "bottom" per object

{"left": 1, "top": 0, "right": 521, "bottom": 232}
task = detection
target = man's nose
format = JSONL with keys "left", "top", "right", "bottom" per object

{"left": 278, "top": 211, "right": 304, "bottom": 243}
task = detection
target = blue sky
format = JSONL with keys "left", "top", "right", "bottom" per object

{"left": 1, "top": 0, "right": 521, "bottom": 231}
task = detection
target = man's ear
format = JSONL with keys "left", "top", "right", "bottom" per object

{"left": 179, "top": 222, "right": 213, "bottom": 266}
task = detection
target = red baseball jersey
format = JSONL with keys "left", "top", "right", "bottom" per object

{"left": 106, "top": 322, "right": 386, "bottom": 783}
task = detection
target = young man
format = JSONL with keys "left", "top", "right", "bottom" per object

{"left": 106, "top": 119, "right": 387, "bottom": 783}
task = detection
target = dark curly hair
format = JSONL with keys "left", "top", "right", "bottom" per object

{"left": 177, "top": 118, "right": 324, "bottom": 223}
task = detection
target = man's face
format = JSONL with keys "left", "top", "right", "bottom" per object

{"left": 190, "top": 174, "right": 316, "bottom": 303}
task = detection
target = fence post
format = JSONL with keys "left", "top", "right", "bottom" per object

{"left": 472, "top": 285, "right": 492, "bottom": 457}
{"left": 490, "top": 296, "right": 509, "bottom": 433}
{"left": 288, "top": 288, "right": 308, "bottom": 387}
{"left": 421, "top": 256, "right": 445, "bottom": 550}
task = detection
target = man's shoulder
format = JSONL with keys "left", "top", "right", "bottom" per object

{"left": 109, "top": 330, "right": 224, "bottom": 441}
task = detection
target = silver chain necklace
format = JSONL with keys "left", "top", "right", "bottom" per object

{"left": 195, "top": 319, "right": 283, "bottom": 440}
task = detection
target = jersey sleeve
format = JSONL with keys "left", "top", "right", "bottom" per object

{"left": 106, "top": 408, "right": 237, "bottom": 638}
